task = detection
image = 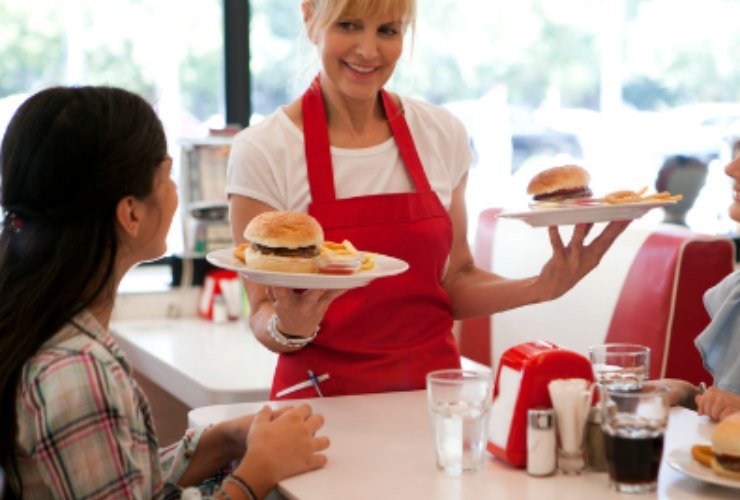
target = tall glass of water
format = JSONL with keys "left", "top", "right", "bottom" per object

{"left": 588, "top": 343, "right": 650, "bottom": 391}
{"left": 426, "top": 369, "right": 493, "bottom": 475}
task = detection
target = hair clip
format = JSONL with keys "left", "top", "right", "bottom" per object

{"left": 4, "top": 212, "right": 23, "bottom": 233}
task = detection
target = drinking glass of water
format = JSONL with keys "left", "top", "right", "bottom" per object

{"left": 602, "top": 382, "right": 670, "bottom": 493}
{"left": 588, "top": 343, "right": 650, "bottom": 391}
{"left": 426, "top": 369, "right": 493, "bottom": 475}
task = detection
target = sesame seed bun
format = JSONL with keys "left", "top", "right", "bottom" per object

{"left": 527, "top": 165, "right": 591, "bottom": 199}
{"left": 244, "top": 211, "right": 323, "bottom": 249}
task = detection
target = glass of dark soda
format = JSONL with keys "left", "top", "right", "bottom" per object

{"left": 602, "top": 382, "right": 670, "bottom": 494}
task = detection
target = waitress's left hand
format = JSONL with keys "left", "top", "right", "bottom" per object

{"left": 535, "top": 220, "right": 630, "bottom": 301}
{"left": 267, "top": 286, "right": 346, "bottom": 337}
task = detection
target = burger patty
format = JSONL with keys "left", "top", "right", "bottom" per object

{"left": 716, "top": 454, "right": 740, "bottom": 472}
{"left": 251, "top": 243, "right": 320, "bottom": 258}
{"left": 533, "top": 186, "right": 592, "bottom": 201}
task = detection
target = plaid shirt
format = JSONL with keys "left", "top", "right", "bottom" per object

{"left": 16, "top": 310, "right": 207, "bottom": 499}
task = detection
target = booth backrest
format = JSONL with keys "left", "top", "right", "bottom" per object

{"left": 458, "top": 208, "right": 736, "bottom": 383}
{"left": 605, "top": 232, "right": 734, "bottom": 384}
{"left": 458, "top": 208, "right": 501, "bottom": 366}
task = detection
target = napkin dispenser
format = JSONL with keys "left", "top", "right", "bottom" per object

{"left": 198, "top": 269, "right": 241, "bottom": 321}
{"left": 487, "top": 340, "right": 593, "bottom": 468}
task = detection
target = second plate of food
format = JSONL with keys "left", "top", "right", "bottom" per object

{"left": 499, "top": 200, "right": 675, "bottom": 227}
{"left": 667, "top": 445, "right": 740, "bottom": 490}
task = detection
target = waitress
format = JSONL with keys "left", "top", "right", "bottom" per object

{"left": 227, "top": 0, "right": 629, "bottom": 399}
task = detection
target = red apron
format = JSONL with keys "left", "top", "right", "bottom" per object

{"left": 270, "top": 77, "right": 461, "bottom": 399}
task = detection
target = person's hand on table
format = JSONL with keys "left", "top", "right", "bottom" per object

{"left": 696, "top": 386, "right": 740, "bottom": 421}
{"left": 267, "top": 286, "right": 345, "bottom": 338}
{"left": 534, "top": 220, "right": 631, "bottom": 300}
{"left": 234, "top": 404, "right": 330, "bottom": 498}
{"left": 215, "top": 406, "right": 297, "bottom": 460}
{"left": 662, "top": 378, "right": 702, "bottom": 409}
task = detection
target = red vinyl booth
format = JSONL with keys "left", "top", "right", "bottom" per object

{"left": 458, "top": 208, "right": 735, "bottom": 385}
{"left": 458, "top": 208, "right": 501, "bottom": 367}
{"left": 604, "top": 232, "right": 735, "bottom": 384}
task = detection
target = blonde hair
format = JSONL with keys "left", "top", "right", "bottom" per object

{"left": 303, "top": 0, "right": 416, "bottom": 42}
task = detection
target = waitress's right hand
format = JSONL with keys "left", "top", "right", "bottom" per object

{"left": 267, "top": 286, "right": 345, "bottom": 337}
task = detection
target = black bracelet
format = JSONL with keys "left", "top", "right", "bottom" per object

{"left": 225, "top": 474, "right": 257, "bottom": 500}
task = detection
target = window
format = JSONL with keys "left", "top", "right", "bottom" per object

{"left": 4, "top": 0, "right": 740, "bottom": 292}
{"left": 1, "top": 0, "right": 225, "bottom": 290}
{"left": 250, "top": 0, "right": 740, "bottom": 235}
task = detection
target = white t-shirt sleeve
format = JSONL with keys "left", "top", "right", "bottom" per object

{"left": 449, "top": 111, "right": 474, "bottom": 188}
{"left": 226, "top": 121, "right": 289, "bottom": 210}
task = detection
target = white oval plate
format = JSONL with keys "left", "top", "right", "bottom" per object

{"left": 499, "top": 200, "right": 675, "bottom": 227}
{"left": 206, "top": 248, "right": 409, "bottom": 290}
{"left": 667, "top": 445, "right": 740, "bottom": 490}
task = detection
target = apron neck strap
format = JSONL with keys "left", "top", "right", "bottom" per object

{"left": 379, "top": 90, "right": 433, "bottom": 194}
{"left": 303, "top": 75, "right": 336, "bottom": 202}
{"left": 302, "top": 74, "right": 432, "bottom": 204}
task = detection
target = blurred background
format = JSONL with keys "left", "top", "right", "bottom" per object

{"left": 2, "top": 0, "right": 740, "bottom": 289}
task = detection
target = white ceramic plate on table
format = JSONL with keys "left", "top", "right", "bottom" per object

{"left": 667, "top": 445, "right": 740, "bottom": 490}
{"left": 499, "top": 200, "right": 675, "bottom": 227}
{"left": 206, "top": 248, "right": 409, "bottom": 290}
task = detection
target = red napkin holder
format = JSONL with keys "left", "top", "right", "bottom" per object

{"left": 198, "top": 269, "right": 240, "bottom": 320}
{"left": 487, "top": 340, "right": 593, "bottom": 468}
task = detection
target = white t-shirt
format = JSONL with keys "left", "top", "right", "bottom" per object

{"left": 226, "top": 96, "right": 473, "bottom": 211}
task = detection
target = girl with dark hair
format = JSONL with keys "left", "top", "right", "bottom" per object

{"left": 0, "top": 86, "right": 328, "bottom": 499}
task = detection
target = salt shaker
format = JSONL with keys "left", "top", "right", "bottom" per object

{"left": 527, "top": 408, "right": 556, "bottom": 476}
{"left": 212, "top": 294, "right": 228, "bottom": 324}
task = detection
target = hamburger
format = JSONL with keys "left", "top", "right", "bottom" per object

{"left": 243, "top": 211, "right": 323, "bottom": 274}
{"left": 710, "top": 412, "right": 740, "bottom": 479}
{"left": 527, "top": 165, "right": 592, "bottom": 205}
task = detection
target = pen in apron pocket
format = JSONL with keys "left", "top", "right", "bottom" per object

{"left": 275, "top": 372, "right": 330, "bottom": 399}
{"left": 307, "top": 369, "right": 323, "bottom": 397}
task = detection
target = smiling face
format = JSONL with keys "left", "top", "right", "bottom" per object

{"left": 725, "top": 154, "right": 740, "bottom": 223}
{"left": 304, "top": 0, "right": 413, "bottom": 104}
{"left": 318, "top": 13, "right": 405, "bottom": 103}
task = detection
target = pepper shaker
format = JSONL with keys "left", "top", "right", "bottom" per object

{"left": 527, "top": 408, "right": 557, "bottom": 476}
{"left": 586, "top": 404, "right": 608, "bottom": 471}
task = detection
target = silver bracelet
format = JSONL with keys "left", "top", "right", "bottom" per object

{"left": 267, "top": 313, "right": 319, "bottom": 347}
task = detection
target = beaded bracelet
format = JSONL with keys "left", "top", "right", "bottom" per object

{"left": 224, "top": 474, "right": 257, "bottom": 500}
{"left": 267, "top": 313, "right": 319, "bottom": 347}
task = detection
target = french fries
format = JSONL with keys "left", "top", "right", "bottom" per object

{"left": 233, "top": 243, "right": 250, "bottom": 262}
{"left": 604, "top": 187, "right": 683, "bottom": 205}
{"left": 691, "top": 444, "right": 713, "bottom": 468}
{"left": 320, "top": 240, "right": 376, "bottom": 273}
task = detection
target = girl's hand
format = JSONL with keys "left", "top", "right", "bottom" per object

{"left": 216, "top": 406, "right": 297, "bottom": 460}
{"left": 696, "top": 387, "right": 740, "bottom": 421}
{"left": 235, "top": 404, "right": 330, "bottom": 496}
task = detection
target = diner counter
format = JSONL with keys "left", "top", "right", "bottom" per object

{"left": 112, "top": 317, "right": 278, "bottom": 408}
{"left": 111, "top": 313, "right": 486, "bottom": 410}
{"left": 189, "top": 390, "right": 738, "bottom": 500}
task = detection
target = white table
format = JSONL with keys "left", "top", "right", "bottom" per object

{"left": 112, "top": 318, "right": 278, "bottom": 408}
{"left": 189, "top": 390, "right": 738, "bottom": 500}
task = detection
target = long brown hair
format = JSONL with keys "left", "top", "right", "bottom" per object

{"left": 0, "top": 86, "right": 167, "bottom": 497}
